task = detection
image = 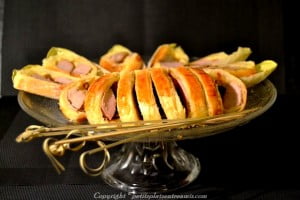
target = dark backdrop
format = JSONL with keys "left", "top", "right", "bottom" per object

{"left": 1, "top": 1, "right": 300, "bottom": 198}
{"left": 1, "top": 0, "right": 296, "bottom": 97}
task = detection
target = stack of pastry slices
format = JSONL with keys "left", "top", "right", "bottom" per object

{"left": 81, "top": 66, "right": 247, "bottom": 124}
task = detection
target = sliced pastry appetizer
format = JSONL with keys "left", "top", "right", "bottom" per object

{"left": 190, "top": 68, "right": 223, "bottom": 116}
{"left": 135, "top": 69, "right": 161, "bottom": 121}
{"left": 189, "top": 47, "right": 277, "bottom": 88}
{"left": 150, "top": 68, "right": 185, "bottom": 120}
{"left": 117, "top": 71, "right": 140, "bottom": 122}
{"left": 99, "top": 44, "right": 144, "bottom": 72}
{"left": 42, "top": 47, "right": 100, "bottom": 78}
{"left": 203, "top": 68, "right": 247, "bottom": 113}
{"left": 12, "top": 65, "right": 78, "bottom": 99}
{"left": 189, "top": 52, "right": 228, "bottom": 67}
{"left": 148, "top": 43, "right": 189, "bottom": 68}
{"left": 213, "top": 61, "right": 257, "bottom": 78}
{"left": 59, "top": 78, "right": 96, "bottom": 123}
{"left": 84, "top": 73, "right": 119, "bottom": 124}
{"left": 169, "top": 66, "right": 208, "bottom": 118}
{"left": 192, "top": 61, "right": 258, "bottom": 81}
{"left": 240, "top": 60, "right": 277, "bottom": 88}
{"left": 190, "top": 47, "right": 252, "bottom": 67}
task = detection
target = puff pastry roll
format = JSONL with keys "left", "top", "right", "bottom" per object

{"left": 203, "top": 68, "right": 247, "bottom": 113}
{"left": 169, "top": 66, "right": 208, "bottom": 118}
{"left": 12, "top": 65, "right": 78, "bottom": 99}
{"left": 43, "top": 47, "right": 100, "bottom": 78}
{"left": 148, "top": 43, "right": 189, "bottom": 68}
{"left": 59, "top": 78, "right": 96, "bottom": 123}
{"left": 117, "top": 71, "right": 140, "bottom": 122}
{"left": 99, "top": 44, "right": 144, "bottom": 72}
{"left": 134, "top": 69, "right": 161, "bottom": 121}
{"left": 190, "top": 68, "right": 223, "bottom": 116}
{"left": 84, "top": 73, "right": 119, "bottom": 124}
{"left": 150, "top": 68, "right": 185, "bottom": 120}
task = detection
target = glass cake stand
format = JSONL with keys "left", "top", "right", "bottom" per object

{"left": 18, "top": 80, "right": 277, "bottom": 194}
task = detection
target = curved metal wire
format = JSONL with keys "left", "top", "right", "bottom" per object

{"left": 62, "top": 130, "right": 87, "bottom": 151}
{"left": 79, "top": 140, "right": 111, "bottom": 177}
{"left": 43, "top": 137, "right": 65, "bottom": 174}
{"left": 20, "top": 107, "right": 260, "bottom": 176}
{"left": 42, "top": 129, "right": 88, "bottom": 174}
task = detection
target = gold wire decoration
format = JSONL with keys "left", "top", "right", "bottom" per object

{"left": 79, "top": 140, "right": 110, "bottom": 177}
{"left": 16, "top": 107, "right": 259, "bottom": 176}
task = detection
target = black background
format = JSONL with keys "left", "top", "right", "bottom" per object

{"left": 2, "top": 0, "right": 298, "bottom": 96}
{"left": 1, "top": 0, "right": 300, "bottom": 199}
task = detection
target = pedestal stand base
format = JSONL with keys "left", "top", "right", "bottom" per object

{"left": 101, "top": 141, "right": 200, "bottom": 194}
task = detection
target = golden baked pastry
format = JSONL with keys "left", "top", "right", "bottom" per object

{"left": 169, "top": 66, "right": 208, "bottom": 118}
{"left": 150, "top": 68, "right": 185, "bottom": 120}
{"left": 12, "top": 65, "right": 78, "bottom": 99}
{"left": 148, "top": 43, "right": 189, "bottom": 68}
{"left": 11, "top": 44, "right": 265, "bottom": 126}
{"left": 99, "top": 44, "right": 144, "bottom": 72}
{"left": 42, "top": 47, "right": 100, "bottom": 78}
{"left": 84, "top": 73, "right": 119, "bottom": 124}
{"left": 190, "top": 47, "right": 252, "bottom": 67}
{"left": 134, "top": 69, "right": 161, "bottom": 121}
{"left": 240, "top": 60, "right": 277, "bottom": 88}
{"left": 59, "top": 78, "right": 97, "bottom": 123}
{"left": 190, "top": 68, "right": 223, "bottom": 116}
{"left": 203, "top": 68, "right": 247, "bottom": 113}
{"left": 117, "top": 71, "right": 140, "bottom": 122}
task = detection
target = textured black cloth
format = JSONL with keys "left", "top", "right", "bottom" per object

{"left": 1, "top": 95, "right": 300, "bottom": 199}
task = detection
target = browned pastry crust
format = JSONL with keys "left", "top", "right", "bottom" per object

{"left": 59, "top": 78, "right": 96, "bottom": 123}
{"left": 203, "top": 68, "right": 247, "bottom": 113}
{"left": 84, "top": 73, "right": 119, "bottom": 124}
{"left": 150, "top": 68, "right": 185, "bottom": 119}
{"left": 12, "top": 65, "right": 78, "bottom": 99}
{"left": 117, "top": 71, "right": 140, "bottom": 122}
{"left": 134, "top": 69, "right": 161, "bottom": 121}
{"left": 99, "top": 45, "right": 144, "bottom": 72}
{"left": 191, "top": 61, "right": 257, "bottom": 78}
{"left": 147, "top": 43, "right": 189, "bottom": 68}
{"left": 169, "top": 66, "right": 208, "bottom": 118}
{"left": 100, "top": 53, "right": 144, "bottom": 72}
{"left": 147, "top": 44, "right": 170, "bottom": 68}
{"left": 42, "top": 47, "right": 99, "bottom": 78}
{"left": 190, "top": 68, "right": 223, "bottom": 116}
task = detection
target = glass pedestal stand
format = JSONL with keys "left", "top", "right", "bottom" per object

{"left": 101, "top": 141, "right": 200, "bottom": 194}
{"left": 17, "top": 80, "right": 277, "bottom": 194}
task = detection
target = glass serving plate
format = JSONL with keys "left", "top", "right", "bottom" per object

{"left": 17, "top": 79, "right": 277, "bottom": 194}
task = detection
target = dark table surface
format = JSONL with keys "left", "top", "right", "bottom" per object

{"left": 1, "top": 94, "right": 300, "bottom": 200}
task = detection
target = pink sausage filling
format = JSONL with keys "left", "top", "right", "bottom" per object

{"left": 160, "top": 61, "right": 182, "bottom": 68}
{"left": 31, "top": 73, "right": 72, "bottom": 85}
{"left": 101, "top": 89, "right": 116, "bottom": 120}
{"left": 68, "top": 88, "right": 86, "bottom": 110}
{"left": 72, "top": 63, "right": 91, "bottom": 75}
{"left": 57, "top": 60, "right": 74, "bottom": 73}
{"left": 223, "top": 83, "right": 242, "bottom": 110}
{"left": 110, "top": 52, "right": 129, "bottom": 63}
{"left": 53, "top": 77, "right": 73, "bottom": 84}
{"left": 31, "top": 73, "right": 52, "bottom": 82}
